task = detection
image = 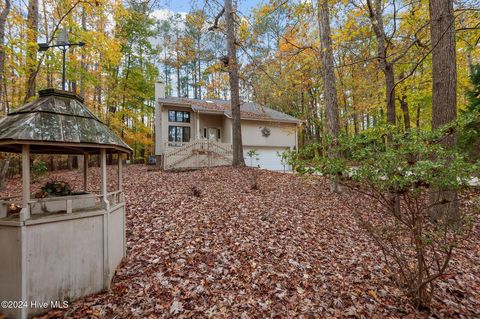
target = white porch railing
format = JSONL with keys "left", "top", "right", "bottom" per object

{"left": 163, "top": 139, "right": 233, "bottom": 170}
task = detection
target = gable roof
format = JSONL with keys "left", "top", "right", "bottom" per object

{"left": 158, "top": 97, "right": 300, "bottom": 124}
{"left": 0, "top": 89, "right": 132, "bottom": 154}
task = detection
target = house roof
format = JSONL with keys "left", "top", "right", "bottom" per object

{"left": 158, "top": 97, "right": 300, "bottom": 124}
{"left": 0, "top": 89, "right": 132, "bottom": 154}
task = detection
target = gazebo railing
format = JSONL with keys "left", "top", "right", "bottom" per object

{"left": 0, "top": 190, "right": 125, "bottom": 220}
{"left": 104, "top": 190, "right": 124, "bottom": 206}
{"left": 0, "top": 195, "right": 23, "bottom": 218}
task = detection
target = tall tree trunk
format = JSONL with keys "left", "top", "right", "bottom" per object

{"left": 25, "top": 0, "right": 39, "bottom": 101}
{"left": 80, "top": 6, "right": 87, "bottom": 97}
{"left": 352, "top": 92, "right": 359, "bottom": 135}
{"left": 317, "top": 0, "right": 340, "bottom": 136}
{"left": 366, "top": 0, "right": 396, "bottom": 126}
{"left": 175, "top": 30, "right": 181, "bottom": 97}
{"left": 318, "top": 0, "right": 341, "bottom": 192}
{"left": 429, "top": 0, "right": 458, "bottom": 221}
{"left": 416, "top": 104, "right": 421, "bottom": 128}
{"left": 0, "top": 0, "right": 10, "bottom": 112}
{"left": 399, "top": 94, "right": 411, "bottom": 131}
{"left": 197, "top": 37, "right": 202, "bottom": 99}
{"left": 225, "top": 0, "right": 245, "bottom": 167}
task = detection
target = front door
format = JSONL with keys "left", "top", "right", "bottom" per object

{"left": 208, "top": 128, "right": 219, "bottom": 141}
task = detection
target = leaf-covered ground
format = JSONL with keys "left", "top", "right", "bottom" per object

{"left": 3, "top": 165, "right": 479, "bottom": 318}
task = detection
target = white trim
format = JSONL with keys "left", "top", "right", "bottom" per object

{"left": 24, "top": 209, "right": 106, "bottom": 225}
{"left": 83, "top": 153, "right": 88, "bottom": 191}
{"left": 155, "top": 102, "right": 163, "bottom": 155}
{"left": 223, "top": 113, "right": 301, "bottom": 124}
{"left": 100, "top": 149, "right": 110, "bottom": 289}
{"left": 194, "top": 110, "right": 225, "bottom": 115}
{"left": 21, "top": 144, "right": 30, "bottom": 221}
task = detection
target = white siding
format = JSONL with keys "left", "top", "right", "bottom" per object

{"left": 241, "top": 120, "right": 297, "bottom": 148}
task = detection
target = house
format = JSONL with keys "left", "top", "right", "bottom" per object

{"left": 154, "top": 82, "right": 300, "bottom": 170}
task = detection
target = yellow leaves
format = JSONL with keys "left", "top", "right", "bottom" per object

{"left": 113, "top": 0, "right": 130, "bottom": 21}
{"left": 238, "top": 18, "right": 251, "bottom": 43}
{"left": 367, "top": 289, "right": 380, "bottom": 301}
{"left": 257, "top": 3, "right": 275, "bottom": 17}
{"left": 204, "top": 62, "right": 224, "bottom": 74}
{"left": 124, "top": 131, "right": 152, "bottom": 146}
{"left": 185, "top": 11, "right": 206, "bottom": 29}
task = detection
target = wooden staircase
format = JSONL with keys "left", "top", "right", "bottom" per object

{"left": 163, "top": 140, "right": 233, "bottom": 170}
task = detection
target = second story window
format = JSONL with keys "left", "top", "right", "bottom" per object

{"left": 168, "top": 110, "right": 190, "bottom": 123}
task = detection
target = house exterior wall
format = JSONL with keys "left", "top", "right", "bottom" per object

{"left": 222, "top": 118, "right": 232, "bottom": 144}
{"left": 198, "top": 113, "right": 223, "bottom": 140}
{"left": 240, "top": 120, "right": 297, "bottom": 148}
{"left": 160, "top": 105, "right": 196, "bottom": 150}
{"left": 160, "top": 104, "right": 228, "bottom": 147}
{"left": 158, "top": 103, "right": 298, "bottom": 151}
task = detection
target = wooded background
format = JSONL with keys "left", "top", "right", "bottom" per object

{"left": 0, "top": 0, "right": 478, "bottom": 161}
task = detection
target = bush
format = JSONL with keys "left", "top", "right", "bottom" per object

{"left": 32, "top": 159, "right": 47, "bottom": 179}
{"left": 293, "top": 123, "right": 479, "bottom": 308}
{"left": 246, "top": 149, "right": 259, "bottom": 167}
{"left": 458, "top": 64, "right": 480, "bottom": 162}
{"left": 41, "top": 180, "right": 72, "bottom": 197}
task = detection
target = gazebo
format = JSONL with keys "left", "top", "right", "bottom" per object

{"left": 0, "top": 89, "right": 131, "bottom": 319}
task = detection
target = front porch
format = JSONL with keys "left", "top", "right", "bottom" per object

{"left": 163, "top": 139, "right": 233, "bottom": 170}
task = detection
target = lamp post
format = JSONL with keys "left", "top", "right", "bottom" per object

{"left": 38, "top": 28, "right": 85, "bottom": 91}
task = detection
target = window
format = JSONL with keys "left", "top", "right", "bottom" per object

{"left": 168, "top": 110, "right": 190, "bottom": 123}
{"left": 168, "top": 126, "right": 190, "bottom": 142}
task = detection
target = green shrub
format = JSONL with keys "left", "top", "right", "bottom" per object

{"left": 292, "top": 123, "right": 479, "bottom": 308}
{"left": 246, "top": 149, "right": 259, "bottom": 167}
{"left": 32, "top": 159, "right": 47, "bottom": 179}
{"left": 458, "top": 64, "right": 480, "bottom": 162}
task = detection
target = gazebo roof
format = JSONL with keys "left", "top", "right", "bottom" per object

{"left": 0, "top": 89, "right": 132, "bottom": 154}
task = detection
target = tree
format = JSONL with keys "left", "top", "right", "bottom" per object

{"left": 365, "top": 0, "right": 396, "bottom": 126}
{"left": 225, "top": 0, "right": 245, "bottom": 167}
{"left": 0, "top": 0, "right": 10, "bottom": 111}
{"left": 25, "top": 0, "right": 39, "bottom": 101}
{"left": 428, "top": 0, "right": 458, "bottom": 220}
{"left": 317, "top": 0, "right": 340, "bottom": 192}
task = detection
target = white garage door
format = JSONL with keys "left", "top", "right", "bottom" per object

{"left": 244, "top": 147, "right": 291, "bottom": 171}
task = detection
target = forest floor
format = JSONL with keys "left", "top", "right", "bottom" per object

{"left": 2, "top": 165, "right": 479, "bottom": 318}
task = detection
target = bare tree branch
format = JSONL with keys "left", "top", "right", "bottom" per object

{"left": 208, "top": 7, "right": 225, "bottom": 31}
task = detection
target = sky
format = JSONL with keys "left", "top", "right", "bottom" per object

{"left": 160, "top": 0, "right": 260, "bottom": 16}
